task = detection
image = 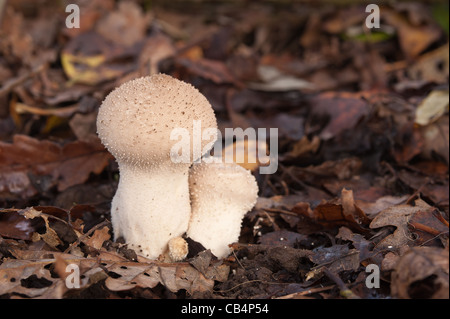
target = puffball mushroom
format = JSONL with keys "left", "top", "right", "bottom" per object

{"left": 97, "top": 74, "right": 217, "bottom": 259}
{"left": 187, "top": 162, "right": 259, "bottom": 258}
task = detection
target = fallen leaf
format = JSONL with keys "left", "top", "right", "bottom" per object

{"left": 31, "top": 214, "right": 63, "bottom": 249}
{"left": 383, "top": 7, "right": 442, "bottom": 58}
{"left": 219, "top": 138, "right": 269, "bottom": 172}
{"left": 84, "top": 226, "right": 110, "bottom": 250}
{"left": 249, "top": 65, "right": 314, "bottom": 91}
{"left": 0, "top": 208, "right": 38, "bottom": 240}
{"left": 397, "top": 168, "right": 449, "bottom": 206}
{"left": 419, "top": 115, "right": 449, "bottom": 164}
{"left": 407, "top": 207, "right": 449, "bottom": 246}
{"left": 293, "top": 188, "right": 371, "bottom": 233}
{"left": 138, "top": 33, "right": 176, "bottom": 74}
{"left": 0, "top": 135, "right": 113, "bottom": 197}
{"left": 391, "top": 246, "right": 449, "bottom": 299}
{"left": 308, "top": 92, "right": 370, "bottom": 140}
{"left": 415, "top": 89, "right": 449, "bottom": 126}
{"left": 175, "top": 57, "right": 241, "bottom": 86}
{"left": 306, "top": 245, "right": 360, "bottom": 281}
{"left": 369, "top": 198, "right": 434, "bottom": 250}
{"left": 285, "top": 135, "right": 320, "bottom": 159}
{"left": 407, "top": 43, "right": 449, "bottom": 83}
{"left": 95, "top": 1, "right": 151, "bottom": 47}
{"left": 355, "top": 195, "right": 409, "bottom": 218}
{"left": 104, "top": 260, "right": 229, "bottom": 295}
{"left": 61, "top": 32, "right": 137, "bottom": 85}
{"left": 0, "top": 258, "right": 57, "bottom": 298}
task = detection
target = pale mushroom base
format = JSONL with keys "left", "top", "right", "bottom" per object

{"left": 111, "top": 163, "right": 191, "bottom": 259}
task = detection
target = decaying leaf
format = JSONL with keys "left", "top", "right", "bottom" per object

{"left": 407, "top": 43, "right": 449, "bottom": 83}
{"left": 0, "top": 208, "right": 38, "bottom": 240}
{"left": 415, "top": 90, "right": 449, "bottom": 126}
{"left": 294, "top": 188, "right": 371, "bottom": 233}
{"left": 31, "top": 214, "right": 63, "bottom": 249}
{"left": 0, "top": 258, "right": 58, "bottom": 298}
{"left": 309, "top": 92, "right": 371, "bottom": 140}
{"left": 369, "top": 198, "right": 434, "bottom": 250}
{"left": 105, "top": 260, "right": 229, "bottom": 295}
{"left": 306, "top": 245, "right": 360, "bottom": 281}
{"left": 249, "top": 65, "right": 314, "bottom": 91}
{"left": 0, "top": 134, "right": 113, "bottom": 198}
{"left": 83, "top": 226, "right": 110, "bottom": 250}
{"left": 383, "top": 7, "right": 443, "bottom": 58}
{"left": 61, "top": 32, "right": 137, "bottom": 85}
{"left": 391, "top": 247, "right": 449, "bottom": 299}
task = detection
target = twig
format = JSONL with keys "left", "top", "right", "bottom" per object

{"left": 322, "top": 267, "right": 360, "bottom": 299}
{"left": 231, "top": 250, "right": 246, "bottom": 270}
{"left": 214, "top": 279, "right": 290, "bottom": 294}
{"left": 276, "top": 285, "right": 334, "bottom": 299}
{"left": 263, "top": 207, "right": 299, "bottom": 217}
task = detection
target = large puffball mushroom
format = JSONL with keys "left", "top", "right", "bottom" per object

{"left": 187, "top": 162, "right": 259, "bottom": 259}
{"left": 97, "top": 74, "right": 217, "bottom": 259}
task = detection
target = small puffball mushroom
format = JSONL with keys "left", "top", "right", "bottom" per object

{"left": 187, "top": 162, "right": 259, "bottom": 258}
{"left": 168, "top": 237, "right": 189, "bottom": 262}
{"left": 97, "top": 74, "right": 217, "bottom": 259}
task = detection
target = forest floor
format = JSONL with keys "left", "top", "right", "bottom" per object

{"left": 0, "top": 0, "right": 448, "bottom": 299}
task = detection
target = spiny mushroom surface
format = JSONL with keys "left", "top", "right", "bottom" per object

{"left": 187, "top": 162, "right": 259, "bottom": 258}
{"left": 97, "top": 74, "right": 217, "bottom": 259}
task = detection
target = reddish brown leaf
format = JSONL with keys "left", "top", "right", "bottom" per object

{"left": 309, "top": 92, "right": 371, "bottom": 140}
{"left": 175, "top": 57, "right": 242, "bottom": 87}
{"left": 0, "top": 135, "right": 112, "bottom": 198}
{"left": 0, "top": 209, "right": 36, "bottom": 240}
{"left": 391, "top": 247, "right": 449, "bottom": 299}
{"left": 293, "top": 188, "right": 371, "bottom": 233}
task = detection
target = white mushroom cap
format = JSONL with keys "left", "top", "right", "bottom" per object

{"left": 187, "top": 162, "right": 259, "bottom": 258}
{"left": 97, "top": 74, "right": 217, "bottom": 166}
{"left": 96, "top": 74, "right": 218, "bottom": 259}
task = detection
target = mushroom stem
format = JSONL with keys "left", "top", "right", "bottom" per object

{"left": 187, "top": 162, "right": 259, "bottom": 258}
{"left": 96, "top": 74, "right": 217, "bottom": 260}
{"left": 112, "top": 162, "right": 190, "bottom": 259}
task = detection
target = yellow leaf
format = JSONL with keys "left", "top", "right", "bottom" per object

{"left": 61, "top": 52, "right": 119, "bottom": 85}
{"left": 415, "top": 90, "right": 449, "bottom": 126}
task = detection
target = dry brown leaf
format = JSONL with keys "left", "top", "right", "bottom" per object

{"left": 0, "top": 208, "right": 40, "bottom": 240}
{"left": 95, "top": 1, "right": 151, "bottom": 47}
{"left": 31, "top": 215, "right": 63, "bottom": 249}
{"left": 0, "top": 134, "right": 113, "bottom": 198}
{"left": 306, "top": 245, "right": 360, "bottom": 281}
{"left": 355, "top": 195, "right": 409, "bottom": 218}
{"left": 104, "top": 261, "right": 229, "bottom": 295}
{"left": 83, "top": 226, "right": 111, "bottom": 250}
{"left": 286, "top": 135, "right": 320, "bottom": 159}
{"left": 391, "top": 247, "right": 449, "bottom": 299}
{"left": 309, "top": 92, "right": 370, "bottom": 141}
{"left": 383, "top": 7, "right": 442, "bottom": 58}
{"left": 176, "top": 57, "right": 241, "bottom": 87}
{"left": 294, "top": 188, "right": 371, "bottom": 233}
{"left": 369, "top": 198, "right": 433, "bottom": 250}
{"left": 61, "top": 31, "right": 138, "bottom": 85}
{"left": 0, "top": 259, "right": 57, "bottom": 298}
{"left": 407, "top": 43, "right": 449, "bottom": 83}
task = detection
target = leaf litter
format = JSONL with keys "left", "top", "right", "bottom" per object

{"left": 0, "top": 0, "right": 448, "bottom": 299}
